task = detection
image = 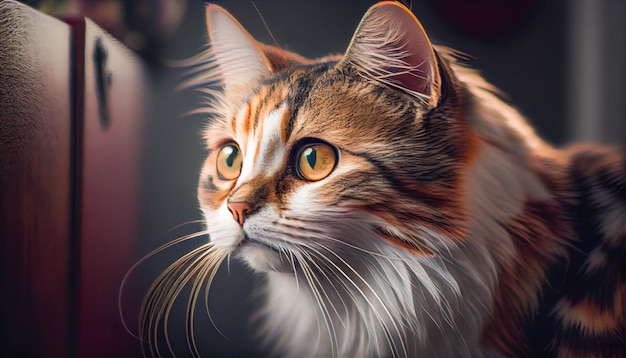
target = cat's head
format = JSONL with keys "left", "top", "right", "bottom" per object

{"left": 196, "top": 1, "right": 474, "bottom": 273}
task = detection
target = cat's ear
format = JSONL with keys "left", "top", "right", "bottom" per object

{"left": 340, "top": 1, "right": 441, "bottom": 107}
{"left": 205, "top": 4, "right": 272, "bottom": 95}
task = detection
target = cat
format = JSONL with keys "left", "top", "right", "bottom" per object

{"left": 140, "top": 1, "right": 626, "bottom": 357}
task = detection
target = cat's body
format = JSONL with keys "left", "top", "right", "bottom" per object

{"left": 143, "top": 2, "right": 625, "bottom": 357}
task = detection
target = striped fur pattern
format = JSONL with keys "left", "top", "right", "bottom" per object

{"left": 143, "top": 2, "right": 625, "bottom": 357}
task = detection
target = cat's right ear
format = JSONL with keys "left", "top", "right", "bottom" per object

{"left": 206, "top": 4, "right": 272, "bottom": 97}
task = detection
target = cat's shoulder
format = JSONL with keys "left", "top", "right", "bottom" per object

{"left": 566, "top": 143, "right": 625, "bottom": 230}
{"left": 564, "top": 142, "right": 625, "bottom": 261}
{"left": 549, "top": 143, "right": 626, "bottom": 357}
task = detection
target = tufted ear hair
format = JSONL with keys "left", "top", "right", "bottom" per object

{"left": 205, "top": 4, "right": 273, "bottom": 98}
{"left": 340, "top": 1, "right": 441, "bottom": 107}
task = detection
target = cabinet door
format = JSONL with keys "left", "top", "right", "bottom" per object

{"left": 1, "top": 2, "right": 148, "bottom": 356}
{"left": 72, "top": 17, "right": 147, "bottom": 358}
{"left": 0, "top": 2, "right": 72, "bottom": 357}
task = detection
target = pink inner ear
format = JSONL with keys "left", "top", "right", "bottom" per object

{"left": 390, "top": 11, "right": 436, "bottom": 96}
{"left": 342, "top": 2, "right": 440, "bottom": 106}
{"left": 385, "top": 32, "right": 434, "bottom": 97}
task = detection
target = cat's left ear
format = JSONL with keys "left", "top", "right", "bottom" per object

{"left": 206, "top": 4, "right": 273, "bottom": 97}
{"left": 340, "top": 1, "right": 441, "bottom": 107}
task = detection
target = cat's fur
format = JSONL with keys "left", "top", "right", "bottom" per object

{"left": 144, "top": 2, "right": 625, "bottom": 357}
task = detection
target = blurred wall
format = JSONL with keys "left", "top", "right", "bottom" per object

{"left": 568, "top": 0, "right": 625, "bottom": 145}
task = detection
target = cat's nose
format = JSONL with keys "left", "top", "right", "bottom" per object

{"left": 228, "top": 201, "right": 251, "bottom": 226}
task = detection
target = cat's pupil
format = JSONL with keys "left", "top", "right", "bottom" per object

{"left": 225, "top": 146, "right": 238, "bottom": 167}
{"left": 305, "top": 147, "right": 317, "bottom": 169}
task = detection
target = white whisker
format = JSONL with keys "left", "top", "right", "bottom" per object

{"left": 119, "top": 229, "right": 210, "bottom": 341}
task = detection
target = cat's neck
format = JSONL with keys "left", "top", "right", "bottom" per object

{"left": 463, "top": 86, "right": 574, "bottom": 354}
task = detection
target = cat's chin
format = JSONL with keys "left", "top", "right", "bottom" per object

{"left": 236, "top": 238, "right": 293, "bottom": 273}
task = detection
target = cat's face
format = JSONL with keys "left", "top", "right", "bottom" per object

{"left": 197, "top": 3, "right": 471, "bottom": 273}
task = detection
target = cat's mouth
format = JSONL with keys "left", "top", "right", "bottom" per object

{"left": 239, "top": 234, "right": 281, "bottom": 253}
{"left": 236, "top": 234, "right": 293, "bottom": 273}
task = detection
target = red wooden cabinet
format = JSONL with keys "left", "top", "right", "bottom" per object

{"left": 1, "top": 1, "right": 147, "bottom": 356}
{"left": 0, "top": 2, "right": 72, "bottom": 356}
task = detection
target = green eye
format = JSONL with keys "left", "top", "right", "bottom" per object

{"left": 216, "top": 144, "right": 242, "bottom": 180}
{"left": 297, "top": 143, "right": 337, "bottom": 181}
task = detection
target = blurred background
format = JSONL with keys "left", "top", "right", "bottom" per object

{"left": 13, "top": 0, "right": 626, "bottom": 356}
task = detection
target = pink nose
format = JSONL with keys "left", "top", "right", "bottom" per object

{"left": 228, "top": 201, "right": 251, "bottom": 226}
